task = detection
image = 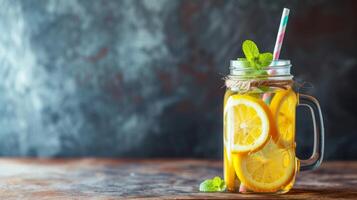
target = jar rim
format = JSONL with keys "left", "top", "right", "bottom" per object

{"left": 229, "top": 59, "right": 292, "bottom": 79}
{"left": 230, "top": 59, "right": 291, "bottom": 70}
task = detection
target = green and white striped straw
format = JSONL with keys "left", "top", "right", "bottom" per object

{"left": 262, "top": 8, "right": 290, "bottom": 104}
{"left": 273, "top": 8, "right": 290, "bottom": 60}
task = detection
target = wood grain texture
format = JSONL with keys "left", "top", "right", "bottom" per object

{"left": 0, "top": 159, "right": 355, "bottom": 199}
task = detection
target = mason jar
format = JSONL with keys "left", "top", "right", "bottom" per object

{"left": 223, "top": 60, "right": 324, "bottom": 193}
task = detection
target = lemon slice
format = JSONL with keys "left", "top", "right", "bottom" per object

{"left": 224, "top": 147, "right": 237, "bottom": 191}
{"left": 224, "top": 95, "right": 272, "bottom": 153}
{"left": 270, "top": 89, "right": 297, "bottom": 148}
{"left": 233, "top": 139, "right": 296, "bottom": 192}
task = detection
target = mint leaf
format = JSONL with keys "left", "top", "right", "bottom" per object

{"left": 212, "top": 177, "right": 226, "bottom": 190}
{"left": 256, "top": 86, "right": 271, "bottom": 93}
{"left": 242, "top": 69, "right": 267, "bottom": 77}
{"left": 250, "top": 86, "right": 271, "bottom": 95}
{"left": 251, "top": 70, "right": 268, "bottom": 76}
{"left": 199, "top": 180, "right": 215, "bottom": 192}
{"left": 237, "top": 58, "right": 247, "bottom": 61}
{"left": 199, "top": 176, "right": 226, "bottom": 192}
{"left": 242, "top": 40, "right": 259, "bottom": 61}
{"left": 258, "top": 52, "right": 273, "bottom": 68}
{"left": 238, "top": 40, "right": 273, "bottom": 76}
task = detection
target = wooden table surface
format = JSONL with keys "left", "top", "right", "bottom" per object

{"left": 0, "top": 159, "right": 355, "bottom": 199}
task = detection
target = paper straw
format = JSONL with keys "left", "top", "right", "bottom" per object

{"left": 273, "top": 8, "right": 290, "bottom": 60}
{"left": 239, "top": 184, "right": 247, "bottom": 193}
{"left": 262, "top": 8, "right": 290, "bottom": 104}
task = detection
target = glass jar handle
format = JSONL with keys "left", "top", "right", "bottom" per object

{"left": 297, "top": 94, "right": 325, "bottom": 171}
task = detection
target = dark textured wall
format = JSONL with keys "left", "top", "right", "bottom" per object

{"left": 0, "top": 0, "right": 356, "bottom": 159}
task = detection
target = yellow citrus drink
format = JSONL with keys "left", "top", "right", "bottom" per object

{"left": 223, "top": 86, "right": 299, "bottom": 193}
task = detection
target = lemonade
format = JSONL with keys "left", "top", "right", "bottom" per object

{"left": 223, "top": 87, "right": 299, "bottom": 193}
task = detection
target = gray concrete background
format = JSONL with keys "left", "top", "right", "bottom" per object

{"left": 0, "top": 0, "right": 356, "bottom": 159}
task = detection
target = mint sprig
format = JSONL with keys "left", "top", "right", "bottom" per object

{"left": 240, "top": 40, "right": 273, "bottom": 70}
{"left": 199, "top": 176, "right": 226, "bottom": 192}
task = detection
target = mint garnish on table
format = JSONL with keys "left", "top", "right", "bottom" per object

{"left": 199, "top": 176, "right": 226, "bottom": 192}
